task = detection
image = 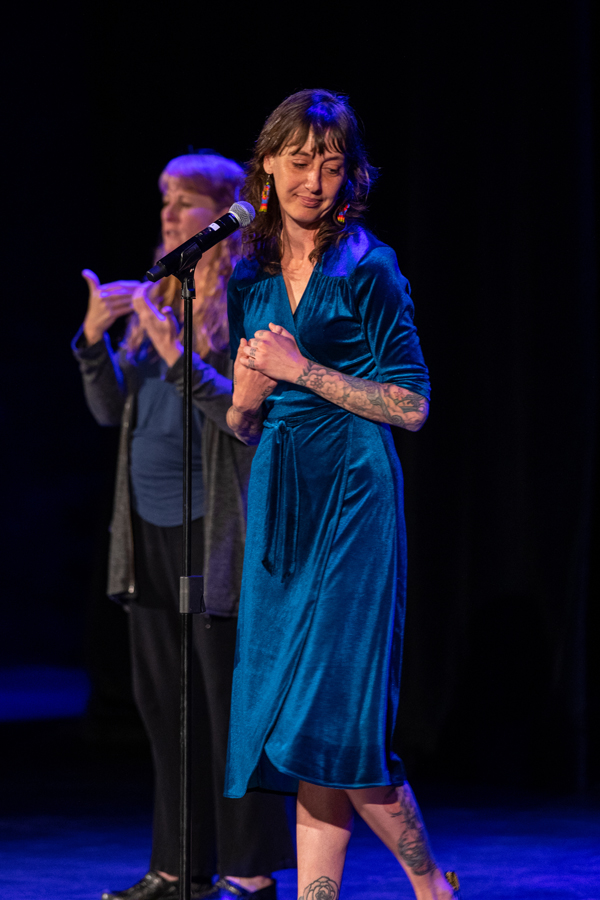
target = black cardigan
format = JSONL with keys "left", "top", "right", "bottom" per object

{"left": 72, "top": 327, "right": 255, "bottom": 615}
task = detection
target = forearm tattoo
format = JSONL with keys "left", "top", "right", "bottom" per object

{"left": 226, "top": 405, "right": 264, "bottom": 446}
{"left": 385, "top": 785, "right": 436, "bottom": 876}
{"left": 298, "top": 876, "right": 340, "bottom": 900}
{"left": 295, "top": 362, "right": 428, "bottom": 431}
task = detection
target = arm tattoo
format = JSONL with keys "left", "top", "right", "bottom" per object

{"left": 384, "top": 785, "right": 436, "bottom": 876}
{"left": 295, "top": 362, "right": 428, "bottom": 431}
{"left": 299, "top": 876, "right": 340, "bottom": 900}
{"left": 226, "top": 403, "right": 265, "bottom": 446}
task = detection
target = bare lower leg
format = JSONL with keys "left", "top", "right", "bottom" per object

{"left": 296, "top": 781, "right": 354, "bottom": 900}
{"left": 347, "top": 783, "right": 456, "bottom": 900}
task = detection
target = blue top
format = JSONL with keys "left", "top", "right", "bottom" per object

{"left": 130, "top": 347, "right": 204, "bottom": 527}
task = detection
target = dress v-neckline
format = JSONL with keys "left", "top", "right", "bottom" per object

{"left": 281, "top": 261, "right": 318, "bottom": 319}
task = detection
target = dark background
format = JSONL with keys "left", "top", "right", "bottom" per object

{"left": 2, "top": 1, "right": 597, "bottom": 790}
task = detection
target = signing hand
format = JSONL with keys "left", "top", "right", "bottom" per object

{"left": 82, "top": 269, "right": 139, "bottom": 345}
{"left": 132, "top": 283, "right": 182, "bottom": 367}
{"left": 239, "top": 323, "right": 307, "bottom": 383}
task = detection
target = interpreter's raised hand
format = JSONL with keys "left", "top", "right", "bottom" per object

{"left": 232, "top": 338, "right": 277, "bottom": 413}
{"left": 131, "top": 283, "right": 183, "bottom": 368}
{"left": 82, "top": 269, "right": 139, "bottom": 345}
{"left": 239, "top": 323, "right": 307, "bottom": 383}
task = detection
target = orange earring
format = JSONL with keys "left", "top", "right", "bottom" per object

{"left": 336, "top": 203, "right": 350, "bottom": 225}
{"left": 260, "top": 176, "right": 271, "bottom": 212}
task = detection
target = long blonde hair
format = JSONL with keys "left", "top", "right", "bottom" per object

{"left": 124, "top": 153, "right": 244, "bottom": 360}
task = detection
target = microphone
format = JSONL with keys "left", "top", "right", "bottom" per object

{"left": 146, "top": 200, "right": 255, "bottom": 282}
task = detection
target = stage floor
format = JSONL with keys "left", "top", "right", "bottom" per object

{"left": 1, "top": 720, "right": 598, "bottom": 900}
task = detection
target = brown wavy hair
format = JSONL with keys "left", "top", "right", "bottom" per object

{"left": 243, "top": 89, "right": 378, "bottom": 272}
{"left": 124, "top": 153, "right": 244, "bottom": 360}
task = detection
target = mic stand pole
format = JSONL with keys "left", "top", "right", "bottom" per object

{"left": 178, "top": 263, "right": 205, "bottom": 900}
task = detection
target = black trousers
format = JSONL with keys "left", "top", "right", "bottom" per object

{"left": 129, "top": 512, "right": 296, "bottom": 879}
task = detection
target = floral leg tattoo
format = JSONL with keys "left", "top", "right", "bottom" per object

{"left": 385, "top": 785, "right": 436, "bottom": 876}
{"left": 298, "top": 876, "right": 340, "bottom": 900}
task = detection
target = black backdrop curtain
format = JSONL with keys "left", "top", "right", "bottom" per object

{"left": 1, "top": 0, "right": 596, "bottom": 789}
{"left": 390, "top": 1, "right": 598, "bottom": 790}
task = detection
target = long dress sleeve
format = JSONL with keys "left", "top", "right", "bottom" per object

{"left": 351, "top": 246, "right": 431, "bottom": 399}
{"left": 163, "top": 349, "right": 235, "bottom": 435}
{"left": 71, "top": 326, "right": 128, "bottom": 426}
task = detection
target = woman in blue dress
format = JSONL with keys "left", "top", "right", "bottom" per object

{"left": 225, "top": 90, "right": 460, "bottom": 900}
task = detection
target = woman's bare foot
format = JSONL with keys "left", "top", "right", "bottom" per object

{"left": 409, "top": 868, "right": 458, "bottom": 900}
{"left": 157, "top": 871, "right": 178, "bottom": 883}
{"left": 224, "top": 876, "right": 274, "bottom": 893}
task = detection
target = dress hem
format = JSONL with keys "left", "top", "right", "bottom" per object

{"left": 224, "top": 752, "right": 406, "bottom": 798}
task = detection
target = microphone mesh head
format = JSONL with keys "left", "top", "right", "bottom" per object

{"left": 230, "top": 201, "right": 255, "bottom": 227}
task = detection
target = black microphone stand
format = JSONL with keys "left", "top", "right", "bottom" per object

{"left": 177, "top": 263, "right": 205, "bottom": 900}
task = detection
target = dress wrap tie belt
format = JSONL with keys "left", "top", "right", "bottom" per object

{"left": 261, "top": 419, "right": 299, "bottom": 582}
{"left": 260, "top": 405, "right": 350, "bottom": 583}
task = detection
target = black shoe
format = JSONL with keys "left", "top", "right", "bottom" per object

{"left": 102, "top": 872, "right": 218, "bottom": 900}
{"left": 192, "top": 881, "right": 221, "bottom": 900}
{"left": 214, "top": 878, "right": 277, "bottom": 900}
{"left": 101, "top": 871, "right": 180, "bottom": 900}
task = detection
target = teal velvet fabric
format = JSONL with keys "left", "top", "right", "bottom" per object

{"left": 224, "top": 229, "right": 430, "bottom": 797}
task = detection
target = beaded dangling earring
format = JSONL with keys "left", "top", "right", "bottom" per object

{"left": 336, "top": 202, "right": 350, "bottom": 225}
{"left": 260, "top": 176, "right": 271, "bottom": 212}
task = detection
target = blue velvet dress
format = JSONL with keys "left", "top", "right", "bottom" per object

{"left": 224, "top": 228, "right": 430, "bottom": 797}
